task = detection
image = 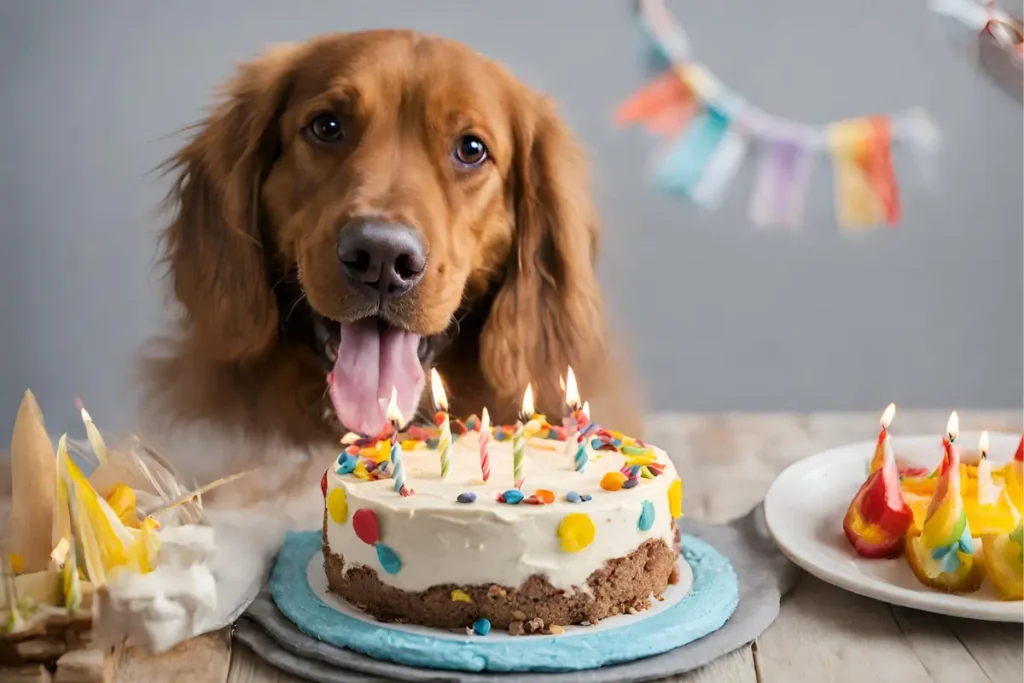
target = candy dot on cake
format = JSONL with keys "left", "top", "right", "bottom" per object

{"left": 376, "top": 543, "right": 401, "bottom": 575}
{"left": 565, "top": 491, "right": 581, "bottom": 503}
{"left": 327, "top": 488, "right": 348, "bottom": 525}
{"left": 503, "top": 489, "right": 525, "bottom": 505}
{"left": 451, "top": 589, "right": 472, "bottom": 603}
{"left": 668, "top": 478, "right": 683, "bottom": 518}
{"left": 535, "top": 489, "right": 555, "bottom": 504}
{"left": 600, "top": 471, "right": 627, "bottom": 491}
{"left": 352, "top": 509, "right": 380, "bottom": 545}
{"left": 472, "top": 618, "right": 491, "bottom": 636}
{"left": 457, "top": 492, "right": 477, "bottom": 504}
{"left": 558, "top": 513, "right": 596, "bottom": 553}
{"left": 638, "top": 500, "right": 655, "bottom": 531}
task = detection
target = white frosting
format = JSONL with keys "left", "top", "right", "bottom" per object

{"left": 325, "top": 435, "right": 681, "bottom": 593}
{"left": 93, "top": 524, "right": 218, "bottom": 653}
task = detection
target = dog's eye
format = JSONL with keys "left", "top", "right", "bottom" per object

{"left": 453, "top": 135, "right": 488, "bottom": 168}
{"left": 308, "top": 113, "right": 344, "bottom": 144}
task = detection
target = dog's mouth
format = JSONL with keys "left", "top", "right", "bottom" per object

{"left": 311, "top": 315, "right": 443, "bottom": 435}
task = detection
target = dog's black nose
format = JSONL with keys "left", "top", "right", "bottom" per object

{"left": 337, "top": 219, "right": 427, "bottom": 299}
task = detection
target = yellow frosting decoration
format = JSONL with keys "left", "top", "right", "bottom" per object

{"left": 668, "top": 478, "right": 683, "bottom": 519}
{"left": 327, "top": 488, "right": 348, "bottom": 525}
{"left": 558, "top": 513, "right": 596, "bottom": 553}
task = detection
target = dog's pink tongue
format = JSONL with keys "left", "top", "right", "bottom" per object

{"left": 327, "top": 320, "right": 424, "bottom": 436}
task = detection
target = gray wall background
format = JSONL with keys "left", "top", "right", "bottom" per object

{"left": 1, "top": 0, "right": 1022, "bottom": 438}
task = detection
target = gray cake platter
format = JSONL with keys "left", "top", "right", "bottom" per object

{"left": 235, "top": 505, "right": 801, "bottom": 682}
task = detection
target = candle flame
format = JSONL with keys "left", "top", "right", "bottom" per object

{"left": 564, "top": 366, "right": 580, "bottom": 408}
{"left": 880, "top": 403, "right": 895, "bottom": 428}
{"left": 582, "top": 401, "right": 590, "bottom": 420}
{"left": 979, "top": 430, "right": 989, "bottom": 457}
{"left": 385, "top": 387, "right": 403, "bottom": 424}
{"left": 946, "top": 411, "right": 959, "bottom": 442}
{"left": 429, "top": 368, "right": 448, "bottom": 411}
{"left": 480, "top": 406, "right": 490, "bottom": 432}
{"left": 522, "top": 384, "right": 535, "bottom": 418}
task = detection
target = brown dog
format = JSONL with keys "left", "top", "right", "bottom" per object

{"left": 145, "top": 30, "right": 639, "bottom": 450}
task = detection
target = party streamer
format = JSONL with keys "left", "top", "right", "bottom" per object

{"left": 616, "top": 0, "right": 940, "bottom": 230}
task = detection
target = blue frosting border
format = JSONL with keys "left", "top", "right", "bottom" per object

{"left": 270, "top": 530, "right": 739, "bottom": 672}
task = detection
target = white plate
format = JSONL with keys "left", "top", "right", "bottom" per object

{"left": 764, "top": 431, "right": 1024, "bottom": 622}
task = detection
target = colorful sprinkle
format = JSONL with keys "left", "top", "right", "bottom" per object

{"left": 524, "top": 495, "right": 543, "bottom": 505}
{"left": 364, "top": 460, "right": 378, "bottom": 472}
{"left": 320, "top": 471, "right": 328, "bottom": 498}
{"left": 472, "top": 618, "right": 491, "bottom": 635}
{"left": 327, "top": 488, "right": 348, "bottom": 525}
{"left": 457, "top": 492, "right": 477, "bottom": 504}
{"left": 668, "top": 478, "right": 683, "bottom": 518}
{"left": 534, "top": 489, "right": 555, "bottom": 504}
{"left": 503, "top": 489, "right": 525, "bottom": 505}
{"left": 376, "top": 543, "right": 401, "bottom": 574}
{"left": 353, "top": 509, "right": 380, "bottom": 545}
{"left": 600, "top": 471, "right": 628, "bottom": 491}
{"left": 629, "top": 465, "right": 641, "bottom": 477}
{"left": 638, "top": 500, "right": 655, "bottom": 531}
{"left": 623, "top": 477, "right": 640, "bottom": 489}
{"left": 621, "top": 445, "right": 649, "bottom": 456}
{"left": 451, "top": 589, "right": 473, "bottom": 603}
{"left": 565, "top": 491, "right": 581, "bottom": 503}
{"left": 640, "top": 466, "right": 654, "bottom": 480}
{"left": 558, "top": 513, "right": 596, "bottom": 553}
{"left": 336, "top": 453, "right": 357, "bottom": 475}
{"left": 353, "top": 460, "right": 370, "bottom": 480}
{"left": 345, "top": 444, "right": 360, "bottom": 456}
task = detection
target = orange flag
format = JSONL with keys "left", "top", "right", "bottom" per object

{"left": 615, "top": 71, "right": 694, "bottom": 138}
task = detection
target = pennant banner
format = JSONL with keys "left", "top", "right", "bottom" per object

{"left": 616, "top": 0, "right": 941, "bottom": 231}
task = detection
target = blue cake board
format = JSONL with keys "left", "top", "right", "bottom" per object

{"left": 269, "top": 530, "right": 739, "bottom": 673}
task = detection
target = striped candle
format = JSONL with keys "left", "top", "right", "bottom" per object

{"left": 513, "top": 384, "right": 534, "bottom": 489}
{"left": 385, "top": 388, "right": 411, "bottom": 496}
{"left": 430, "top": 370, "right": 453, "bottom": 479}
{"left": 478, "top": 407, "right": 492, "bottom": 482}
{"left": 574, "top": 401, "right": 591, "bottom": 473}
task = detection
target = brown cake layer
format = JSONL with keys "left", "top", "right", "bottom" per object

{"left": 322, "top": 513, "right": 681, "bottom": 633}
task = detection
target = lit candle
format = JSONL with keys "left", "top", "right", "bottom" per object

{"left": 869, "top": 403, "right": 896, "bottom": 474}
{"left": 574, "top": 402, "right": 591, "bottom": 473}
{"left": 430, "top": 369, "right": 453, "bottom": 480}
{"left": 563, "top": 366, "right": 582, "bottom": 462}
{"left": 513, "top": 385, "right": 534, "bottom": 489}
{"left": 940, "top": 411, "right": 959, "bottom": 475}
{"left": 976, "top": 431, "right": 1000, "bottom": 506}
{"left": 75, "top": 398, "right": 108, "bottom": 466}
{"left": 478, "top": 407, "right": 491, "bottom": 483}
{"left": 385, "top": 388, "right": 411, "bottom": 497}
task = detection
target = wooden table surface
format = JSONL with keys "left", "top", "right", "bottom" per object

{"left": 26, "top": 410, "right": 1024, "bottom": 682}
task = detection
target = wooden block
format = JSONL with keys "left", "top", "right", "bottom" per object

{"left": 0, "top": 665, "right": 52, "bottom": 683}
{"left": 5, "top": 391, "right": 56, "bottom": 574}
{"left": 53, "top": 646, "right": 117, "bottom": 683}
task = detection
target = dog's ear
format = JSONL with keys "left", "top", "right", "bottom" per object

{"left": 162, "top": 44, "right": 301, "bottom": 363}
{"left": 480, "top": 97, "right": 607, "bottom": 416}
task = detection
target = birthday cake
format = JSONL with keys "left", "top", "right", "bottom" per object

{"left": 319, "top": 406, "right": 684, "bottom": 634}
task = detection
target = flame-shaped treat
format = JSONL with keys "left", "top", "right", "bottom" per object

{"left": 982, "top": 521, "right": 1024, "bottom": 600}
{"left": 843, "top": 423, "right": 914, "bottom": 558}
{"left": 905, "top": 439, "right": 984, "bottom": 592}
